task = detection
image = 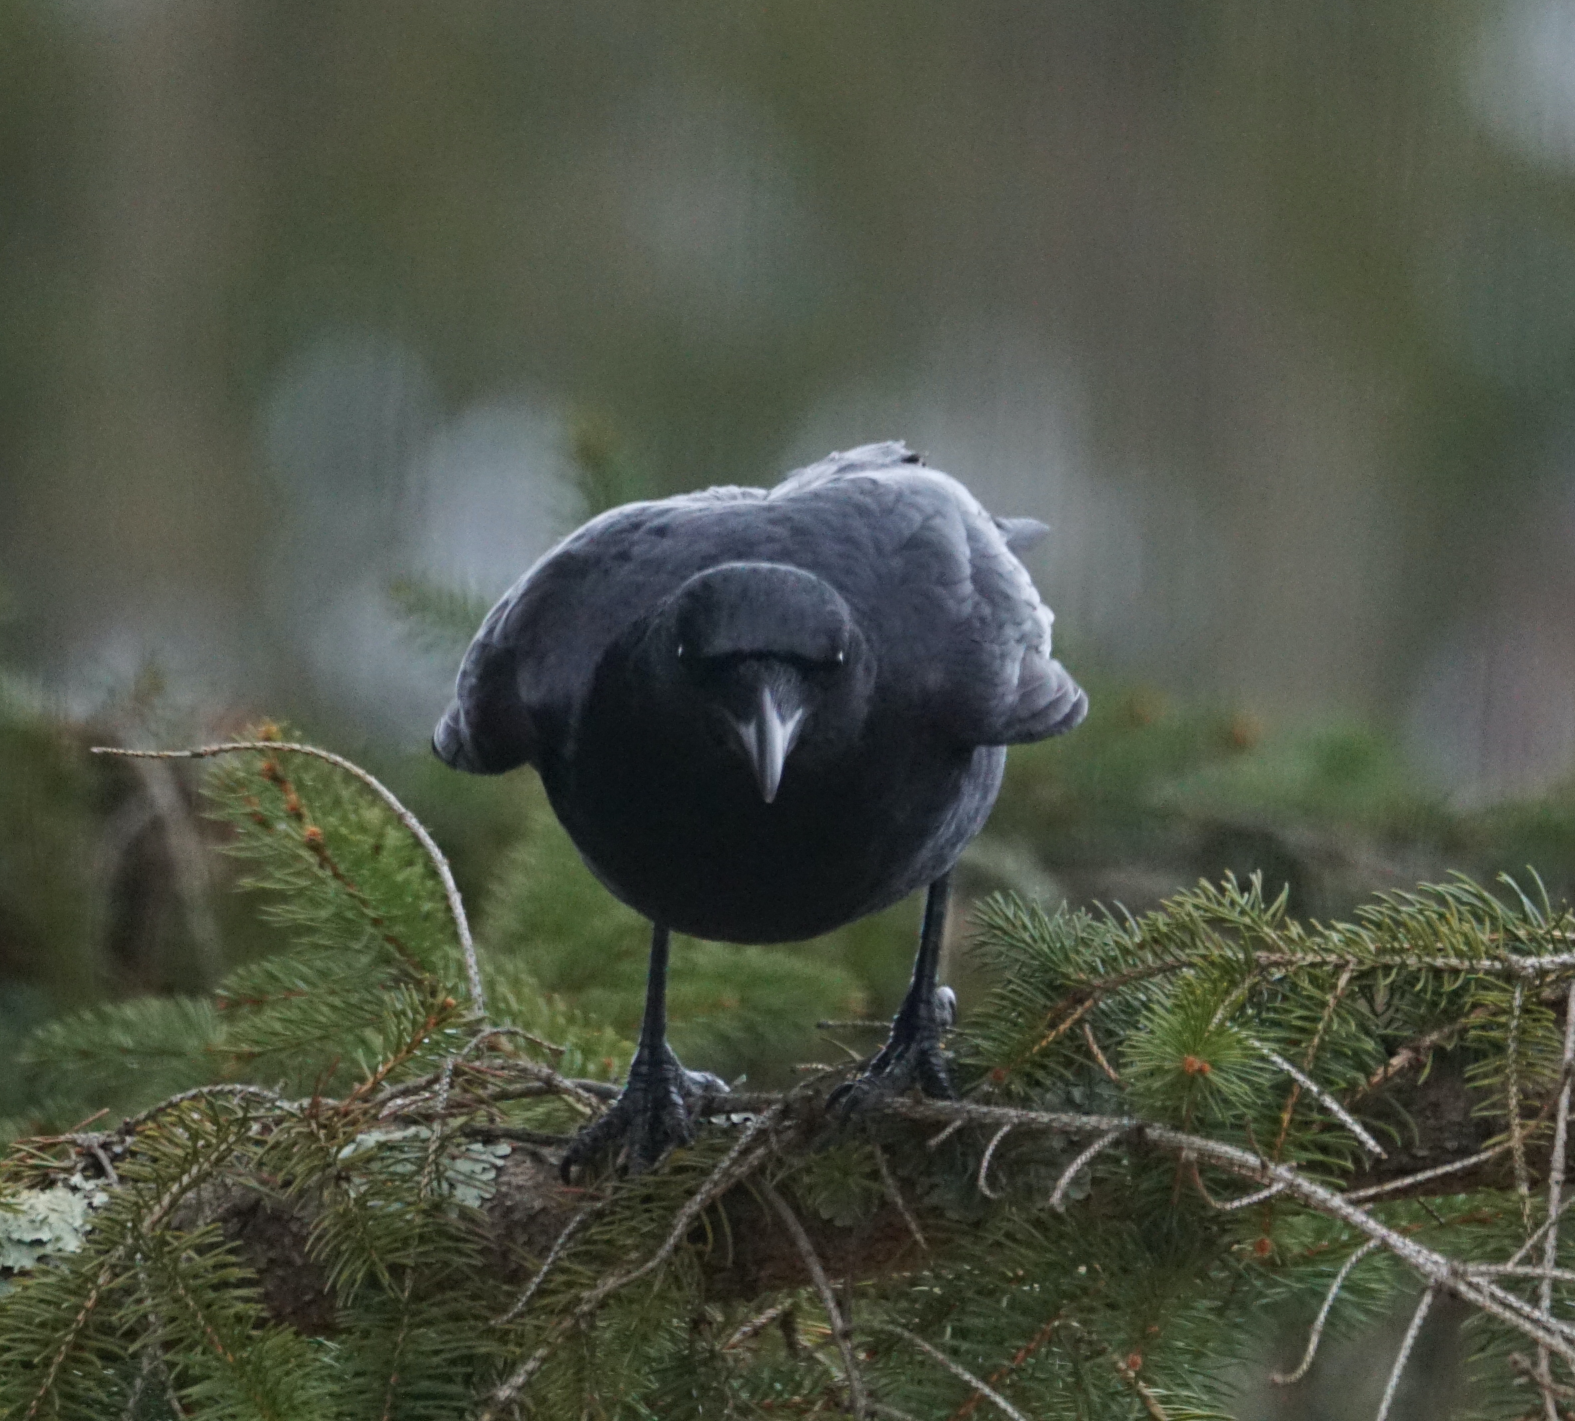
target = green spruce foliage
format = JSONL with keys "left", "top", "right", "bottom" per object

{"left": 6, "top": 735, "right": 1575, "bottom": 1417}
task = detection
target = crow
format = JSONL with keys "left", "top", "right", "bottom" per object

{"left": 434, "top": 441, "right": 1086, "bottom": 1174}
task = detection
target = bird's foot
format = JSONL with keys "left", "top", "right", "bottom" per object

{"left": 830, "top": 985, "right": 957, "bottom": 1115}
{"left": 560, "top": 1045, "right": 726, "bottom": 1181}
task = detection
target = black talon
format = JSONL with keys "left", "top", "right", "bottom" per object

{"left": 830, "top": 875, "right": 959, "bottom": 1115}
{"left": 560, "top": 924, "right": 726, "bottom": 1181}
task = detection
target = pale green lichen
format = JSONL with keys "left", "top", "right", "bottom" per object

{"left": 0, "top": 1176, "right": 108, "bottom": 1282}
{"left": 336, "top": 1126, "right": 512, "bottom": 1209}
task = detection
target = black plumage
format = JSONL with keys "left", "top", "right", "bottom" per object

{"left": 435, "top": 441, "right": 1086, "bottom": 1171}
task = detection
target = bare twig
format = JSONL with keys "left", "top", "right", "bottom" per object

{"left": 873, "top": 1143, "right": 928, "bottom": 1252}
{"left": 1350, "top": 1008, "right": 1492, "bottom": 1100}
{"left": 761, "top": 1181, "right": 869, "bottom": 1419}
{"left": 1270, "top": 1240, "right": 1381, "bottom": 1384}
{"left": 121, "top": 1084, "right": 294, "bottom": 1134}
{"left": 1345, "top": 1065, "right": 1575, "bottom": 1202}
{"left": 493, "top": 1195, "right": 611, "bottom": 1326}
{"left": 1506, "top": 1196, "right": 1575, "bottom": 1270}
{"left": 1373, "top": 1286, "right": 1434, "bottom": 1421}
{"left": 489, "top": 1057, "right": 606, "bottom": 1117}
{"left": 1508, "top": 981, "right": 1532, "bottom": 1225}
{"left": 878, "top": 1325, "right": 1030, "bottom": 1421}
{"left": 1082, "top": 1021, "right": 1122, "bottom": 1083}
{"left": 927, "top": 1118, "right": 966, "bottom": 1150}
{"left": 722, "top": 1301, "right": 794, "bottom": 1351}
{"left": 1048, "top": 1129, "right": 1125, "bottom": 1213}
{"left": 1538, "top": 981, "right": 1575, "bottom": 1417}
{"left": 1468, "top": 1264, "right": 1575, "bottom": 1284}
{"left": 976, "top": 1124, "right": 1013, "bottom": 1200}
{"left": 1208, "top": 1180, "right": 1285, "bottom": 1213}
{"left": 92, "top": 741, "right": 486, "bottom": 1013}
{"left": 1246, "top": 1036, "right": 1385, "bottom": 1159}
{"left": 1256, "top": 951, "right": 1575, "bottom": 978}
{"left": 1114, "top": 1353, "right": 1170, "bottom": 1420}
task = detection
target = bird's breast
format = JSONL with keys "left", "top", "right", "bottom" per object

{"left": 545, "top": 705, "right": 1002, "bottom": 943}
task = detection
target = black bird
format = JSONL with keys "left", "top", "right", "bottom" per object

{"left": 434, "top": 441, "right": 1086, "bottom": 1173}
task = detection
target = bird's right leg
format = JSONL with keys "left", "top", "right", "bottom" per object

{"left": 559, "top": 922, "right": 725, "bottom": 1180}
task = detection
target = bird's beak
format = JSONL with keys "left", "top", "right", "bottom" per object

{"left": 728, "top": 683, "right": 806, "bottom": 803}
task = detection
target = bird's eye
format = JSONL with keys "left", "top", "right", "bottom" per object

{"left": 834, "top": 648, "right": 846, "bottom": 665}
{"left": 676, "top": 643, "right": 685, "bottom": 660}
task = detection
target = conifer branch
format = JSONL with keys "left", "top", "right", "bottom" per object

{"left": 888, "top": 1096, "right": 1575, "bottom": 1363}
{"left": 946, "top": 1312, "right": 1067, "bottom": 1421}
{"left": 20, "top": 740, "right": 1575, "bottom": 1418}
{"left": 91, "top": 741, "right": 486, "bottom": 1012}
{"left": 477, "top": 1107, "right": 784, "bottom": 1417}
{"left": 1350, "top": 1008, "right": 1491, "bottom": 1100}
{"left": 1271, "top": 963, "right": 1351, "bottom": 1160}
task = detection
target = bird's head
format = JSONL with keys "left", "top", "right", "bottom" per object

{"left": 649, "top": 561, "right": 869, "bottom": 803}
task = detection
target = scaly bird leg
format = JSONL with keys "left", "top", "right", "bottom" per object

{"left": 831, "top": 874, "right": 957, "bottom": 1112}
{"left": 560, "top": 922, "right": 725, "bottom": 1180}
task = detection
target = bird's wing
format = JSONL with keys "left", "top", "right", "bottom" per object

{"left": 433, "top": 487, "right": 769, "bottom": 774}
{"left": 774, "top": 458, "right": 1085, "bottom": 747}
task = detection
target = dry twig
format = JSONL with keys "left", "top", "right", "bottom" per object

{"left": 1270, "top": 1240, "right": 1381, "bottom": 1385}
{"left": 976, "top": 1123, "right": 1013, "bottom": 1200}
{"left": 1048, "top": 1128, "right": 1125, "bottom": 1213}
{"left": 761, "top": 1181, "right": 869, "bottom": 1418}
{"left": 873, "top": 1143, "right": 928, "bottom": 1252}
{"left": 1373, "top": 1286, "right": 1434, "bottom": 1421}
{"left": 878, "top": 1325, "right": 1030, "bottom": 1421}
{"left": 1247, "top": 1035, "right": 1384, "bottom": 1159}
{"left": 1537, "top": 981, "right": 1575, "bottom": 1417}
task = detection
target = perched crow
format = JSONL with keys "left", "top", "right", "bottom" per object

{"left": 434, "top": 441, "right": 1086, "bottom": 1173}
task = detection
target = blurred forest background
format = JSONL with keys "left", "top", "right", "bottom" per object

{"left": 7, "top": 3, "right": 1575, "bottom": 1415}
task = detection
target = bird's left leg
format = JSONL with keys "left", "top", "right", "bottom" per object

{"left": 559, "top": 922, "right": 725, "bottom": 1180}
{"left": 831, "top": 873, "right": 957, "bottom": 1111}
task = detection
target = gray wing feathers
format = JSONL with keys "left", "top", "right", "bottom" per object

{"left": 436, "top": 490, "right": 772, "bottom": 773}
{"left": 782, "top": 462, "right": 1081, "bottom": 746}
{"left": 435, "top": 446, "right": 1082, "bottom": 772}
